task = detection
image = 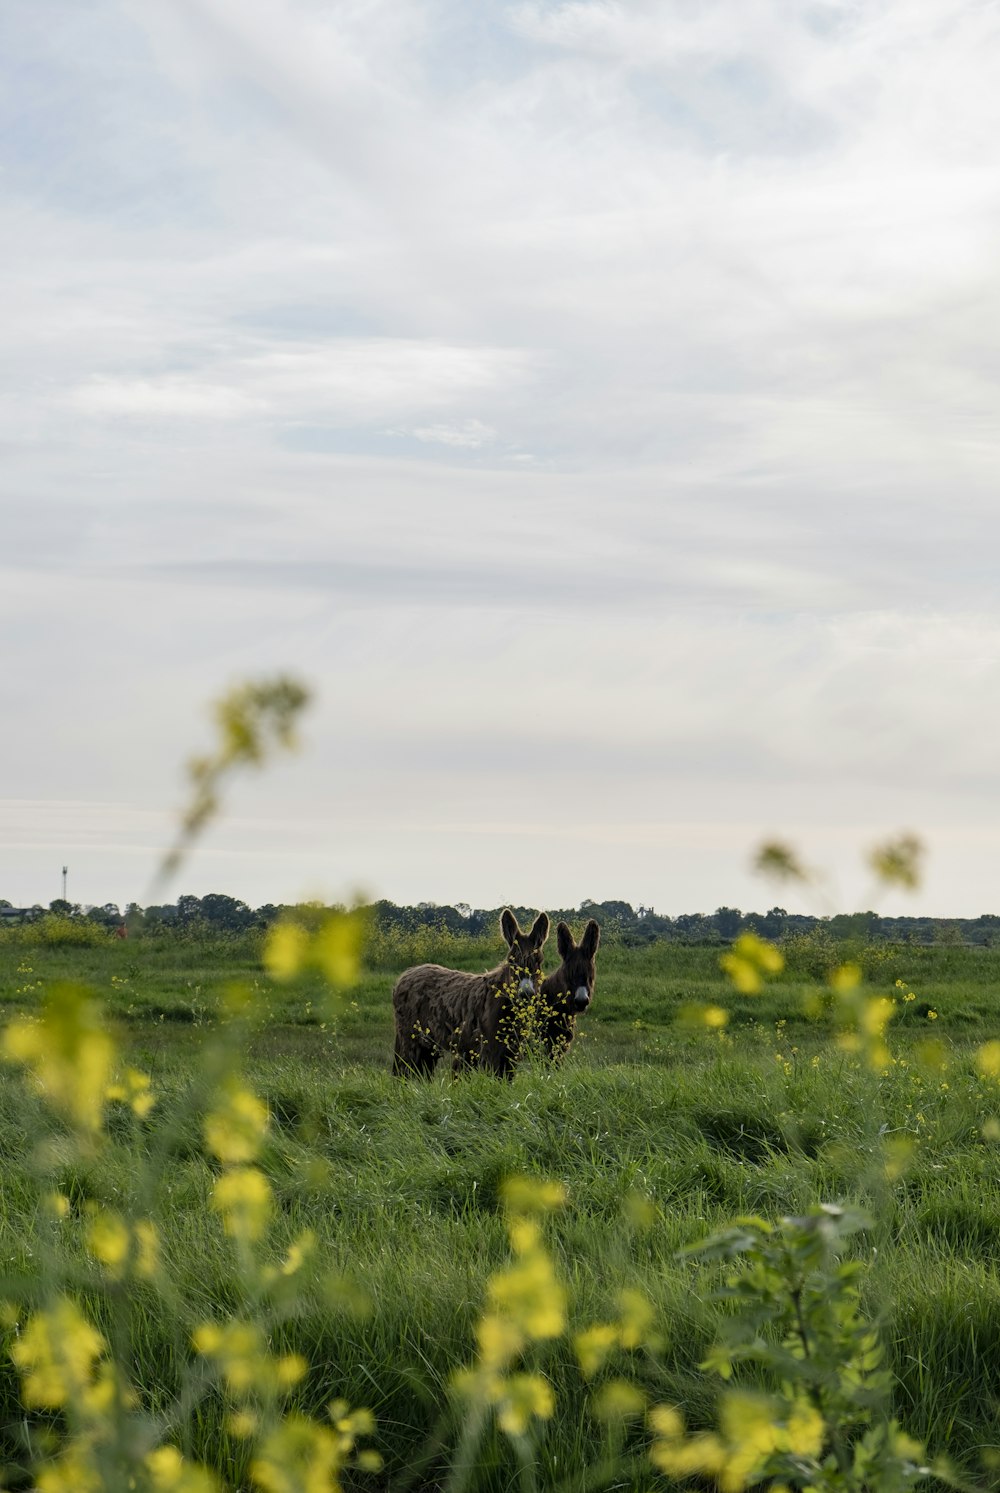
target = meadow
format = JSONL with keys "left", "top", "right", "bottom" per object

{"left": 1, "top": 922, "right": 1000, "bottom": 1491}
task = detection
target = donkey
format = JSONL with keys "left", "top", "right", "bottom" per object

{"left": 391, "top": 909, "right": 550, "bottom": 1079}
{"left": 535, "top": 918, "right": 600, "bottom": 1062}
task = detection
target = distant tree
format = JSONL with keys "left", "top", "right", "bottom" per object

{"left": 714, "top": 906, "right": 743, "bottom": 940}
{"left": 200, "top": 894, "right": 254, "bottom": 932}
{"left": 253, "top": 903, "right": 283, "bottom": 928}
{"left": 86, "top": 904, "right": 121, "bottom": 928}
{"left": 372, "top": 900, "right": 409, "bottom": 932}
{"left": 674, "top": 913, "right": 712, "bottom": 943}
{"left": 758, "top": 907, "right": 788, "bottom": 940}
{"left": 144, "top": 904, "right": 178, "bottom": 927}
{"left": 829, "top": 911, "right": 879, "bottom": 941}
{"left": 49, "top": 899, "right": 74, "bottom": 916}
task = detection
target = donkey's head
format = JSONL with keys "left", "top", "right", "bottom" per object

{"left": 501, "top": 909, "right": 550, "bottom": 995}
{"left": 554, "top": 919, "right": 600, "bottom": 1013}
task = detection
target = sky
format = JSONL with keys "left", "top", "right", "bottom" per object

{"left": 3, "top": 0, "right": 1000, "bottom": 919}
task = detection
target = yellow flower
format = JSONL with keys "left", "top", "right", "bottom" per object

{"left": 193, "top": 1321, "right": 268, "bottom": 1395}
{"left": 280, "top": 1230, "right": 316, "bottom": 1277}
{"left": 264, "top": 912, "right": 363, "bottom": 990}
{"left": 476, "top": 1313, "right": 525, "bottom": 1371}
{"left": 35, "top": 1445, "right": 103, "bottom": 1493}
{"left": 494, "top": 1373, "right": 555, "bottom": 1436}
{"left": 276, "top": 1354, "right": 308, "bottom": 1389}
{"left": 719, "top": 954, "right": 761, "bottom": 995}
{"left": 648, "top": 1404, "right": 684, "bottom": 1441}
{"left": 617, "top": 1287, "right": 657, "bottom": 1350}
{"left": 329, "top": 1402, "right": 376, "bottom": 1439}
{"left": 145, "top": 1444, "right": 221, "bottom": 1492}
{"left": 12, "top": 1298, "right": 107, "bottom": 1410}
{"left": 677, "top": 1001, "right": 730, "bottom": 1031}
{"left": 976, "top": 1041, "right": 1000, "bottom": 1079}
{"left": 574, "top": 1323, "right": 618, "bottom": 1378}
{"left": 204, "top": 1082, "right": 269, "bottom": 1164}
{"left": 86, "top": 1208, "right": 130, "bottom": 1273}
{"left": 264, "top": 922, "right": 310, "bottom": 983}
{"left": 106, "top": 1066, "right": 155, "bottom": 1118}
{"left": 881, "top": 1136, "right": 915, "bottom": 1181}
{"left": 489, "top": 1229, "right": 566, "bottom": 1339}
{"left": 212, "top": 1167, "right": 273, "bottom": 1242}
{"left": 591, "top": 1379, "right": 645, "bottom": 1422}
{"left": 720, "top": 933, "right": 784, "bottom": 995}
{"left": 313, "top": 913, "right": 364, "bottom": 988}
{"left": 251, "top": 1416, "right": 342, "bottom": 1493}
{"left": 650, "top": 1431, "right": 726, "bottom": 1480}
{"left": 501, "top": 1176, "right": 567, "bottom": 1215}
{"left": 250, "top": 1406, "right": 377, "bottom": 1493}
{"left": 2, "top": 985, "right": 117, "bottom": 1137}
{"left": 227, "top": 1410, "right": 259, "bottom": 1438}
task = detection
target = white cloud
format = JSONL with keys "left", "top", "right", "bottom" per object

{"left": 409, "top": 419, "right": 497, "bottom": 447}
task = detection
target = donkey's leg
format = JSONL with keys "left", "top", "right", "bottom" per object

{"left": 418, "top": 1044, "right": 440, "bottom": 1078}
{"left": 392, "top": 1030, "right": 415, "bottom": 1077}
{"left": 480, "top": 1038, "right": 516, "bottom": 1081}
{"left": 393, "top": 1026, "right": 435, "bottom": 1078}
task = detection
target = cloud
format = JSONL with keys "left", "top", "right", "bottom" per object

{"left": 409, "top": 419, "right": 497, "bottom": 448}
{"left": 66, "top": 341, "right": 527, "bottom": 428}
{"left": 3, "top": 0, "right": 1000, "bottom": 910}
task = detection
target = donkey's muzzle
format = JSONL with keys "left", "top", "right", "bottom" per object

{"left": 518, "top": 976, "right": 535, "bottom": 996}
{"left": 573, "top": 986, "right": 591, "bottom": 1012}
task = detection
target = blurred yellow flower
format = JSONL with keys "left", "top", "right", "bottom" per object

{"left": 204, "top": 1082, "right": 269, "bottom": 1164}
{"left": 212, "top": 1166, "right": 273, "bottom": 1242}
{"left": 476, "top": 1313, "right": 525, "bottom": 1371}
{"left": 145, "top": 1445, "right": 220, "bottom": 1492}
{"left": 495, "top": 1373, "right": 555, "bottom": 1436}
{"left": 574, "top": 1323, "right": 618, "bottom": 1377}
{"left": 721, "top": 933, "right": 784, "bottom": 995}
{"left": 12, "top": 1298, "right": 107, "bottom": 1411}
{"left": 501, "top": 1176, "right": 567, "bottom": 1215}
{"left": 591, "top": 1379, "right": 645, "bottom": 1422}
{"left": 2, "top": 985, "right": 117, "bottom": 1137}
{"left": 976, "top": 1041, "right": 1000, "bottom": 1079}
{"left": 105, "top": 1066, "right": 155, "bottom": 1118}
{"left": 264, "top": 922, "right": 310, "bottom": 983}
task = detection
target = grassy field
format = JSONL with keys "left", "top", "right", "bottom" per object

{"left": 1, "top": 927, "right": 999, "bottom": 1490}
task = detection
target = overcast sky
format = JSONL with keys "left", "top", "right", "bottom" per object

{"left": 3, "top": 0, "right": 1000, "bottom": 919}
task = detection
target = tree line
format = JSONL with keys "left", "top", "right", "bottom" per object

{"left": 3, "top": 894, "right": 1000, "bottom": 947}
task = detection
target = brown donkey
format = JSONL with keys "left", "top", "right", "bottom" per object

{"left": 391, "top": 909, "right": 550, "bottom": 1078}
{"left": 536, "top": 918, "right": 600, "bottom": 1062}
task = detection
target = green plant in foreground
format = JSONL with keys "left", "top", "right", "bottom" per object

{"left": 0, "top": 972, "right": 380, "bottom": 1492}
{"left": 656, "top": 1206, "right": 948, "bottom": 1492}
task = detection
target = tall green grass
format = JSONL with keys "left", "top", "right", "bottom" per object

{"left": 1, "top": 933, "right": 1000, "bottom": 1487}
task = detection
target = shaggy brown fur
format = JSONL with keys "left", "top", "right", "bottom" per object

{"left": 391, "top": 909, "right": 550, "bottom": 1079}
{"left": 536, "top": 918, "right": 600, "bottom": 1062}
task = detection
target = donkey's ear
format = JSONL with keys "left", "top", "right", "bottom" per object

{"left": 581, "top": 919, "right": 600, "bottom": 957}
{"left": 501, "top": 908, "right": 521, "bottom": 946}
{"left": 529, "top": 911, "right": 550, "bottom": 947}
{"left": 557, "top": 921, "right": 575, "bottom": 960}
